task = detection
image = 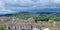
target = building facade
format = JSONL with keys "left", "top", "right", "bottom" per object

{"left": 6, "top": 25, "right": 40, "bottom": 30}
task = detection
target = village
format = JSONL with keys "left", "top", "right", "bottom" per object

{"left": 0, "top": 16, "right": 60, "bottom": 30}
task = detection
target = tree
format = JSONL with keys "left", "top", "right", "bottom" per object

{"left": 0, "top": 25, "right": 6, "bottom": 30}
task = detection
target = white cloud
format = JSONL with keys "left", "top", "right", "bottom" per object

{"left": 3, "top": 0, "right": 60, "bottom": 7}
{"left": 0, "top": 0, "right": 60, "bottom": 14}
{"left": 51, "top": 0, "right": 60, "bottom": 4}
{"left": 0, "top": 0, "right": 5, "bottom": 8}
{"left": 0, "top": 8, "right": 16, "bottom": 14}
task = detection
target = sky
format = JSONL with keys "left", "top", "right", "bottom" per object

{"left": 0, "top": 0, "right": 60, "bottom": 14}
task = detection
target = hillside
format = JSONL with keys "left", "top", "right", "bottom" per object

{"left": 0, "top": 12, "right": 60, "bottom": 22}
{"left": 0, "top": 12, "right": 60, "bottom": 30}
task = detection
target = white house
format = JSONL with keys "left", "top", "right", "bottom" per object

{"left": 42, "top": 28, "right": 50, "bottom": 30}
{"left": 33, "top": 25, "right": 40, "bottom": 30}
{"left": 33, "top": 28, "right": 40, "bottom": 30}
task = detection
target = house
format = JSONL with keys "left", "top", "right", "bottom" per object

{"left": 0, "top": 16, "right": 12, "bottom": 22}
{"left": 42, "top": 28, "right": 50, "bottom": 30}
{"left": 33, "top": 25, "right": 40, "bottom": 30}
{"left": 6, "top": 25, "right": 40, "bottom": 30}
{"left": 6, "top": 25, "right": 32, "bottom": 30}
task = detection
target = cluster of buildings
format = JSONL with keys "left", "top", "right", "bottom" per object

{"left": 0, "top": 17, "right": 41, "bottom": 30}
{"left": 0, "top": 16, "right": 60, "bottom": 30}
{"left": 5, "top": 18, "right": 41, "bottom": 30}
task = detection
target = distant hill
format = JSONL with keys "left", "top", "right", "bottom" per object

{"left": 0, "top": 12, "right": 60, "bottom": 22}
{"left": 0, "top": 12, "right": 60, "bottom": 16}
{"left": 0, "top": 8, "right": 60, "bottom": 15}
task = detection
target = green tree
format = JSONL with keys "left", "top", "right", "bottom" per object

{"left": 0, "top": 25, "right": 6, "bottom": 30}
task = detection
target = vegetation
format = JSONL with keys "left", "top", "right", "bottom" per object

{"left": 0, "top": 25, "right": 6, "bottom": 30}
{"left": 1, "top": 12, "right": 60, "bottom": 22}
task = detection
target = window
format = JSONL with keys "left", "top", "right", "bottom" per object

{"left": 23, "top": 29, "right": 25, "bottom": 30}
{"left": 8, "top": 27, "right": 10, "bottom": 29}
{"left": 35, "top": 26, "right": 39, "bottom": 29}
{"left": 27, "top": 26, "right": 31, "bottom": 28}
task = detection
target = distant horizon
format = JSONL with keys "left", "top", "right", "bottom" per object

{"left": 0, "top": 8, "right": 60, "bottom": 15}
{"left": 0, "top": 11, "right": 60, "bottom": 15}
